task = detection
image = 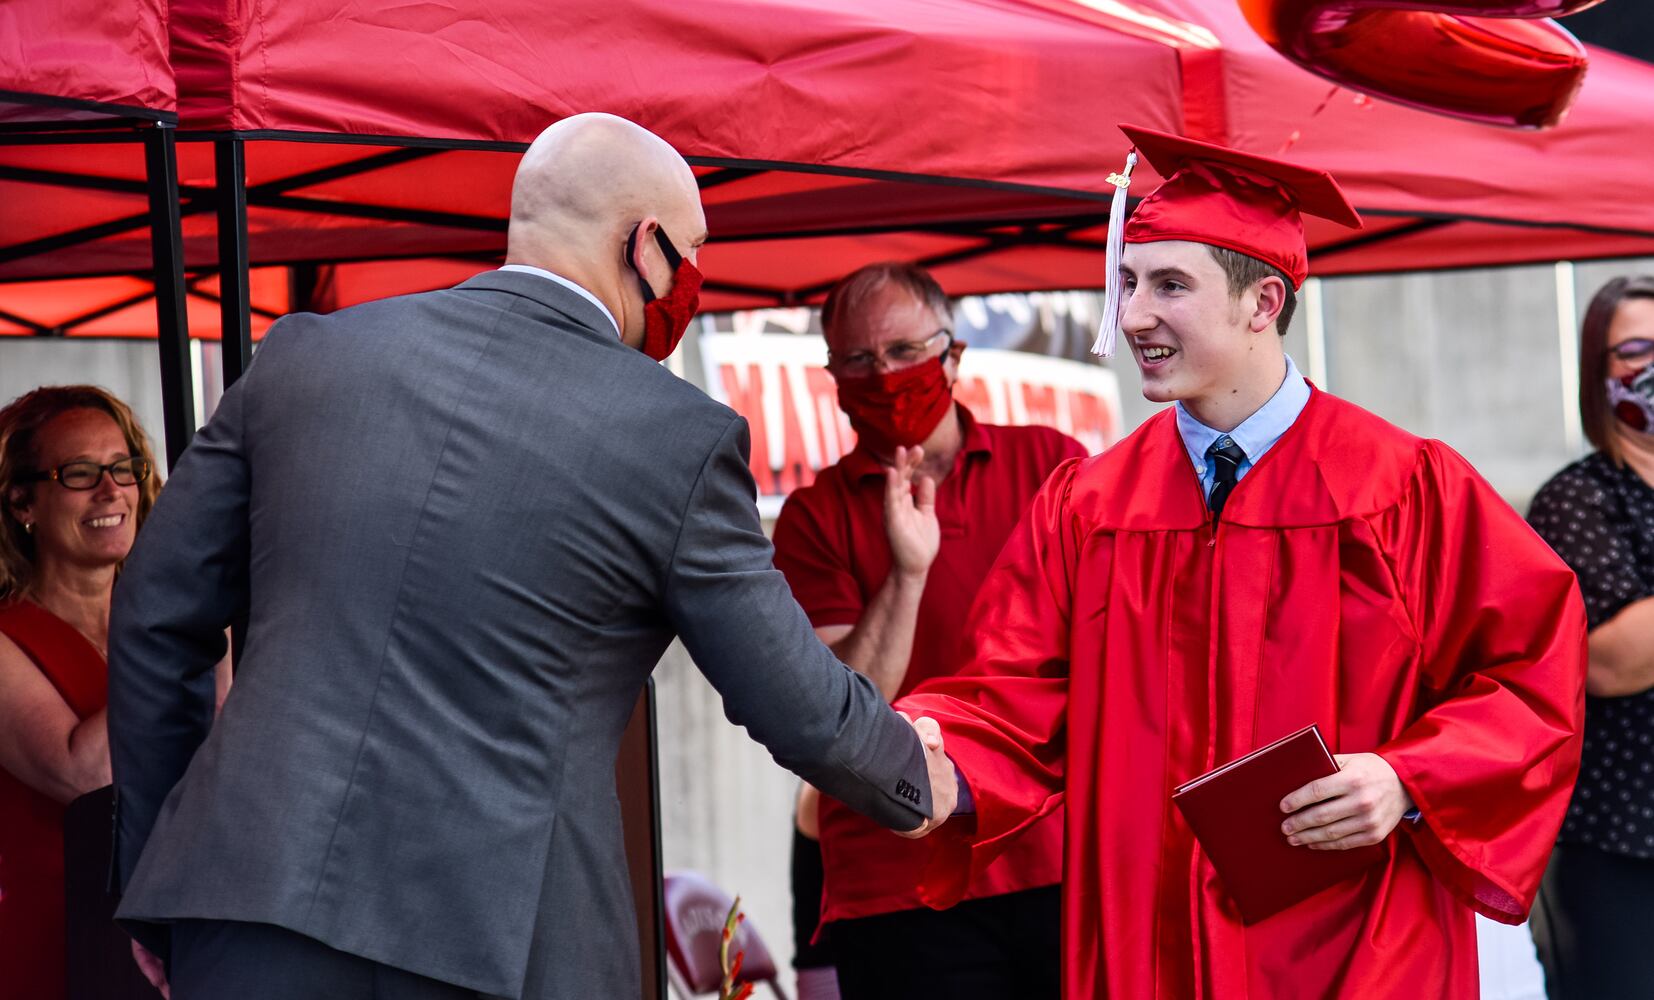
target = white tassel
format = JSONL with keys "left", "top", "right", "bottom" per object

{"left": 1092, "top": 150, "right": 1138, "bottom": 358}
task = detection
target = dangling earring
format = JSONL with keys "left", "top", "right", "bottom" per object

{"left": 22, "top": 521, "right": 33, "bottom": 535}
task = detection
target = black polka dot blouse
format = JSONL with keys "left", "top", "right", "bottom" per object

{"left": 1529, "top": 451, "right": 1654, "bottom": 859}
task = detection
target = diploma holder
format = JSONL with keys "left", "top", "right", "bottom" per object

{"left": 1173, "top": 723, "right": 1387, "bottom": 924}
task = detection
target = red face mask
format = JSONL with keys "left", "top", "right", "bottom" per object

{"left": 834, "top": 355, "right": 955, "bottom": 457}
{"left": 626, "top": 223, "right": 703, "bottom": 362}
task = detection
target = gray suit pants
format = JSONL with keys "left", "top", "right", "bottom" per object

{"left": 171, "top": 920, "right": 495, "bottom": 1000}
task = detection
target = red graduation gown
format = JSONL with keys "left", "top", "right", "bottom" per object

{"left": 898, "top": 387, "right": 1587, "bottom": 1000}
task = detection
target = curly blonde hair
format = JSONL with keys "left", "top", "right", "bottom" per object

{"left": 0, "top": 386, "right": 162, "bottom": 600}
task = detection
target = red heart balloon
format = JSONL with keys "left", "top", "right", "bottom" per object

{"left": 1240, "top": 0, "right": 1607, "bottom": 128}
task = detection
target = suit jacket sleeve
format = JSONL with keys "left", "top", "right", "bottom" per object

{"left": 107, "top": 344, "right": 257, "bottom": 900}
{"left": 663, "top": 415, "right": 932, "bottom": 832}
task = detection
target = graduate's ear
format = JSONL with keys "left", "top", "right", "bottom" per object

{"left": 1248, "top": 275, "right": 1287, "bottom": 335}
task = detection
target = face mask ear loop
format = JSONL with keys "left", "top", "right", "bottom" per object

{"left": 625, "top": 223, "right": 657, "bottom": 304}
{"left": 652, "top": 225, "right": 684, "bottom": 271}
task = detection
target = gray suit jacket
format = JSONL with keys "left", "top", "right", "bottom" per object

{"left": 107, "top": 271, "right": 932, "bottom": 998}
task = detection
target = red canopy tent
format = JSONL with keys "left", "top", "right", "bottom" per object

{"left": 0, "top": 0, "right": 212, "bottom": 458}
{"left": 1139, "top": 0, "right": 1654, "bottom": 274}
{"left": 5, "top": 0, "right": 1652, "bottom": 343}
{"left": 0, "top": 0, "right": 1212, "bottom": 328}
{"left": 0, "top": 0, "right": 173, "bottom": 127}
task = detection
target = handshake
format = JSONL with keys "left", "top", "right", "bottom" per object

{"left": 897, "top": 712, "right": 959, "bottom": 839}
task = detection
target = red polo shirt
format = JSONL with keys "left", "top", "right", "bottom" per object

{"left": 772, "top": 405, "right": 1085, "bottom": 923}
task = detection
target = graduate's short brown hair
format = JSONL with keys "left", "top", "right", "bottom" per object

{"left": 1579, "top": 275, "right": 1654, "bottom": 464}
{"left": 1206, "top": 247, "right": 1298, "bottom": 338}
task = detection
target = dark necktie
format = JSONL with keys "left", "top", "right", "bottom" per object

{"left": 1206, "top": 436, "right": 1247, "bottom": 519}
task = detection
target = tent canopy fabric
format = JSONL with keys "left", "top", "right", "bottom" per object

{"left": 3, "top": 0, "right": 1653, "bottom": 337}
{"left": 0, "top": 0, "right": 173, "bottom": 126}
{"left": 165, "top": 0, "right": 1202, "bottom": 182}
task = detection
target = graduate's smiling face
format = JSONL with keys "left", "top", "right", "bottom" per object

{"left": 1119, "top": 240, "right": 1282, "bottom": 406}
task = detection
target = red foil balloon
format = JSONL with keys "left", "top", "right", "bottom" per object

{"left": 1240, "top": 0, "right": 1607, "bottom": 128}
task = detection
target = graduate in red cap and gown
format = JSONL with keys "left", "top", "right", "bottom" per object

{"left": 897, "top": 126, "right": 1588, "bottom": 999}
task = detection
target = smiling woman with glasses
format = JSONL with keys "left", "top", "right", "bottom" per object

{"left": 0, "top": 385, "right": 163, "bottom": 999}
{"left": 1527, "top": 276, "right": 1654, "bottom": 1000}
{"left": 21, "top": 456, "right": 154, "bottom": 491}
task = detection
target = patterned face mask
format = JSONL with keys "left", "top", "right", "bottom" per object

{"left": 1607, "top": 360, "right": 1654, "bottom": 435}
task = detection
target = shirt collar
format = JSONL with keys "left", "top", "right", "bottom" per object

{"left": 842, "top": 403, "right": 991, "bottom": 482}
{"left": 497, "top": 265, "right": 619, "bottom": 337}
{"left": 1174, "top": 354, "right": 1310, "bottom": 472}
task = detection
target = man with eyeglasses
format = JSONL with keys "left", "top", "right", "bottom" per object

{"left": 773, "top": 262, "right": 1082, "bottom": 999}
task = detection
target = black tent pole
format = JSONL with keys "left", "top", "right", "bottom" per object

{"left": 214, "top": 138, "right": 253, "bottom": 388}
{"left": 143, "top": 122, "right": 194, "bottom": 468}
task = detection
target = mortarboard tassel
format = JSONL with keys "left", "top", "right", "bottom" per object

{"left": 1092, "top": 149, "right": 1137, "bottom": 359}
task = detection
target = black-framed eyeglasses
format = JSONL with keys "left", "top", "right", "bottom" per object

{"left": 1607, "top": 337, "right": 1654, "bottom": 364}
{"left": 827, "top": 329, "right": 953, "bottom": 378}
{"left": 20, "top": 457, "right": 151, "bottom": 491}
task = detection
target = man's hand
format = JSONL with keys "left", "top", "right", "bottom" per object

{"left": 884, "top": 445, "right": 940, "bottom": 578}
{"left": 1280, "top": 752, "right": 1413, "bottom": 851}
{"left": 132, "top": 939, "right": 170, "bottom": 999}
{"left": 897, "top": 712, "right": 957, "bottom": 838}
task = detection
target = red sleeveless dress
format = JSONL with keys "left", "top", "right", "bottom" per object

{"left": 0, "top": 599, "right": 108, "bottom": 1000}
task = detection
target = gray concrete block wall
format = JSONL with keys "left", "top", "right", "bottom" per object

{"left": 0, "top": 339, "right": 171, "bottom": 454}
{"left": 653, "top": 640, "right": 801, "bottom": 983}
{"left": 1319, "top": 265, "right": 1581, "bottom": 511}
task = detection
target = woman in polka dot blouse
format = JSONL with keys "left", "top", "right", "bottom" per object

{"left": 1527, "top": 275, "right": 1654, "bottom": 1000}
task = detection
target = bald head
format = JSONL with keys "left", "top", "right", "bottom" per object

{"left": 505, "top": 114, "right": 707, "bottom": 346}
{"left": 508, "top": 113, "right": 700, "bottom": 266}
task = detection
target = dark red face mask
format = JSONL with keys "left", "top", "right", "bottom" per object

{"left": 834, "top": 355, "right": 955, "bottom": 457}
{"left": 625, "top": 223, "right": 703, "bottom": 362}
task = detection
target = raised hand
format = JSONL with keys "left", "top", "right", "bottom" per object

{"left": 1279, "top": 752, "right": 1414, "bottom": 850}
{"left": 896, "top": 712, "right": 958, "bottom": 839}
{"left": 884, "top": 445, "right": 940, "bottom": 578}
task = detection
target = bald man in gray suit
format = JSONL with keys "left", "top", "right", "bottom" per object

{"left": 107, "top": 114, "right": 956, "bottom": 1000}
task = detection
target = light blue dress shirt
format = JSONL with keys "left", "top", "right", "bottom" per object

{"left": 1175, "top": 354, "right": 1311, "bottom": 503}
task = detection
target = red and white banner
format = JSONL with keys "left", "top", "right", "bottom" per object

{"left": 700, "top": 333, "right": 1123, "bottom": 515}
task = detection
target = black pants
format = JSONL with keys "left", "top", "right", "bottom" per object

{"left": 1530, "top": 843, "right": 1654, "bottom": 1000}
{"left": 791, "top": 828, "right": 836, "bottom": 969}
{"left": 170, "top": 920, "right": 492, "bottom": 1000}
{"left": 830, "top": 884, "right": 1062, "bottom": 1000}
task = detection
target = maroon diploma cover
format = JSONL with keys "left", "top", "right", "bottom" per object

{"left": 1173, "top": 724, "right": 1387, "bottom": 924}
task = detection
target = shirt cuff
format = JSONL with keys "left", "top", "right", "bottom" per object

{"left": 952, "top": 762, "right": 975, "bottom": 815}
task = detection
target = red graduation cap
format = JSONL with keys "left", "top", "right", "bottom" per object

{"left": 1121, "top": 124, "right": 1363, "bottom": 289}
{"left": 1093, "top": 124, "right": 1363, "bottom": 357}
